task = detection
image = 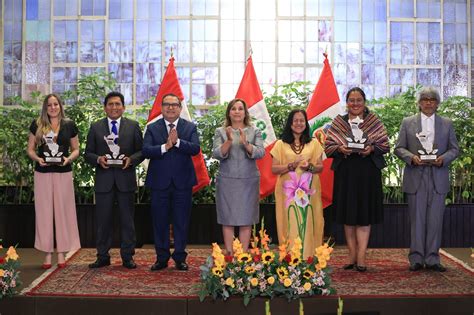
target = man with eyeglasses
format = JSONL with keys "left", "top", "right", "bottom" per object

{"left": 143, "top": 93, "right": 200, "bottom": 271}
{"left": 395, "top": 86, "right": 459, "bottom": 273}
{"left": 85, "top": 91, "right": 144, "bottom": 270}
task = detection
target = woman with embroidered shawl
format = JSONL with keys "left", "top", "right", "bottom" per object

{"left": 271, "top": 109, "right": 324, "bottom": 259}
{"left": 325, "top": 87, "right": 389, "bottom": 272}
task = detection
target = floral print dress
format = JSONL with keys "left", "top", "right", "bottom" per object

{"left": 270, "top": 139, "right": 324, "bottom": 259}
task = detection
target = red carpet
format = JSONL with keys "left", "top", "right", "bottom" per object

{"left": 24, "top": 248, "right": 474, "bottom": 298}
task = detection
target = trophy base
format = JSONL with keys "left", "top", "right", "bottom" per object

{"left": 420, "top": 154, "right": 437, "bottom": 162}
{"left": 347, "top": 142, "right": 366, "bottom": 152}
{"left": 106, "top": 159, "right": 124, "bottom": 167}
{"left": 45, "top": 156, "right": 63, "bottom": 165}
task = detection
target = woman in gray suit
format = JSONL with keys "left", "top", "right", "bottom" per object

{"left": 212, "top": 98, "right": 265, "bottom": 254}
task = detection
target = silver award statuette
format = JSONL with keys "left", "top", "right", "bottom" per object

{"left": 42, "top": 130, "right": 64, "bottom": 165}
{"left": 104, "top": 134, "right": 125, "bottom": 167}
{"left": 415, "top": 131, "right": 438, "bottom": 162}
{"left": 346, "top": 116, "right": 367, "bottom": 152}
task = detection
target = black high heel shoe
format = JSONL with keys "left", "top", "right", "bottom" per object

{"left": 355, "top": 265, "right": 367, "bottom": 272}
{"left": 342, "top": 263, "right": 356, "bottom": 270}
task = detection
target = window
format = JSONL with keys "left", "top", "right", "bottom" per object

{"left": 1, "top": 0, "right": 472, "bottom": 106}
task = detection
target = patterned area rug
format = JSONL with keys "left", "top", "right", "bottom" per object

{"left": 24, "top": 248, "right": 474, "bottom": 298}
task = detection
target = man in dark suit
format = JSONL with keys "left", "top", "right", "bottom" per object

{"left": 395, "top": 87, "right": 459, "bottom": 272}
{"left": 85, "top": 91, "right": 144, "bottom": 269}
{"left": 143, "top": 93, "right": 200, "bottom": 271}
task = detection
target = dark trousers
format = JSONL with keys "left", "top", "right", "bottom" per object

{"left": 151, "top": 184, "right": 192, "bottom": 263}
{"left": 95, "top": 187, "right": 136, "bottom": 261}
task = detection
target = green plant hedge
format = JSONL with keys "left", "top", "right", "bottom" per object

{"left": 0, "top": 75, "right": 472, "bottom": 205}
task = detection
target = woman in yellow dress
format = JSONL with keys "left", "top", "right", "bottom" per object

{"left": 270, "top": 109, "right": 324, "bottom": 259}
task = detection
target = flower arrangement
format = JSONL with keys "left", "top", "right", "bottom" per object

{"left": 198, "top": 222, "right": 335, "bottom": 305}
{"left": 0, "top": 241, "right": 21, "bottom": 299}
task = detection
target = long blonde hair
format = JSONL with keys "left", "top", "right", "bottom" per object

{"left": 35, "top": 94, "right": 65, "bottom": 145}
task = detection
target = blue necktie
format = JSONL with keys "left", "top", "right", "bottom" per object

{"left": 111, "top": 120, "right": 118, "bottom": 144}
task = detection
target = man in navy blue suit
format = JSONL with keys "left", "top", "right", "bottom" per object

{"left": 143, "top": 93, "right": 200, "bottom": 271}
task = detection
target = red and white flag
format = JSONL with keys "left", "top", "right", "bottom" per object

{"left": 307, "top": 53, "right": 341, "bottom": 208}
{"left": 147, "top": 57, "right": 210, "bottom": 193}
{"left": 235, "top": 56, "right": 277, "bottom": 199}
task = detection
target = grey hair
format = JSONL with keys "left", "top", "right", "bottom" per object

{"left": 416, "top": 86, "right": 440, "bottom": 104}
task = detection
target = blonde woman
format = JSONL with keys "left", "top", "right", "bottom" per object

{"left": 27, "top": 94, "right": 81, "bottom": 269}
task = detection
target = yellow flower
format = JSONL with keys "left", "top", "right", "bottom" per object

{"left": 267, "top": 276, "right": 275, "bottom": 285}
{"left": 318, "top": 259, "right": 327, "bottom": 269}
{"left": 211, "top": 243, "right": 225, "bottom": 267}
{"left": 289, "top": 255, "right": 301, "bottom": 266}
{"left": 212, "top": 242, "right": 223, "bottom": 256}
{"left": 262, "top": 251, "right": 275, "bottom": 264}
{"left": 303, "top": 282, "right": 312, "bottom": 291}
{"left": 290, "top": 237, "right": 302, "bottom": 259}
{"left": 237, "top": 253, "right": 252, "bottom": 263}
{"left": 244, "top": 266, "right": 256, "bottom": 274}
{"left": 283, "top": 278, "right": 292, "bottom": 287}
{"left": 233, "top": 238, "right": 243, "bottom": 257}
{"left": 250, "top": 277, "right": 258, "bottom": 287}
{"left": 6, "top": 246, "right": 19, "bottom": 261}
{"left": 0, "top": 269, "right": 4, "bottom": 277}
{"left": 303, "top": 269, "right": 314, "bottom": 279}
{"left": 225, "top": 277, "right": 235, "bottom": 287}
{"left": 276, "top": 266, "right": 288, "bottom": 279}
{"left": 212, "top": 267, "right": 224, "bottom": 277}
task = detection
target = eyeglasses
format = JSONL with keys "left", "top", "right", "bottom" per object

{"left": 162, "top": 102, "right": 181, "bottom": 108}
{"left": 420, "top": 98, "right": 437, "bottom": 103}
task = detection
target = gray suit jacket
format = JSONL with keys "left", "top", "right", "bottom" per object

{"left": 212, "top": 126, "right": 265, "bottom": 178}
{"left": 85, "top": 117, "right": 144, "bottom": 193}
{"left": 394, "top": 113, "right": 459, "bottom": 194}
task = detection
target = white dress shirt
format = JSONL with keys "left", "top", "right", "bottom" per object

{"left": 421, "top": 113, "right": 435, "bottom": 144}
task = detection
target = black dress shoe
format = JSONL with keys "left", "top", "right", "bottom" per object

{"left": 175, "top": 262, "right": 188, "bottom": 271}
{"left": 355, "top": 265, "right": 367, "bottom": 272}
{"left": 122, "top": 259, "right": 137, "bottom": 269}
{"left": 409, "top": 263, "right": 423, "bottom": 271}
{"left": 88, "top": 259, "right": 111, "bottom": 269}
{"left": 150, "top": 261, "right": 168, "bottom": 271}
{"left": 342, "top": 263, "right": 356, "bottom": 270}
{"left": 426, "top": 264, "right": 446, "bottom": 272}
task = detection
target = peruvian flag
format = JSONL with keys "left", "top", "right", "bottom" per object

{"left": 147, "top": 57, "right": 210, "bottom": 193}
{"left": 235, "top": 56, "right": 277, "bottom": 199}
{"left": 307, "top": 53, "right": 341, "bottom": 208}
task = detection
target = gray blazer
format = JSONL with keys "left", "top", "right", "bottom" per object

{"left": 394, "top": 113, "right": 459, "bottom": 194}
{"left": 85, "top": 117, "right": 144, "bottom": 193}
{"left": 212, "top": 126, "right": 265, "bottom": 178}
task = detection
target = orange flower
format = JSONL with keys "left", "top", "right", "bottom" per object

{"left": 259, "top": 228, "right": 270, "bottom": 250}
